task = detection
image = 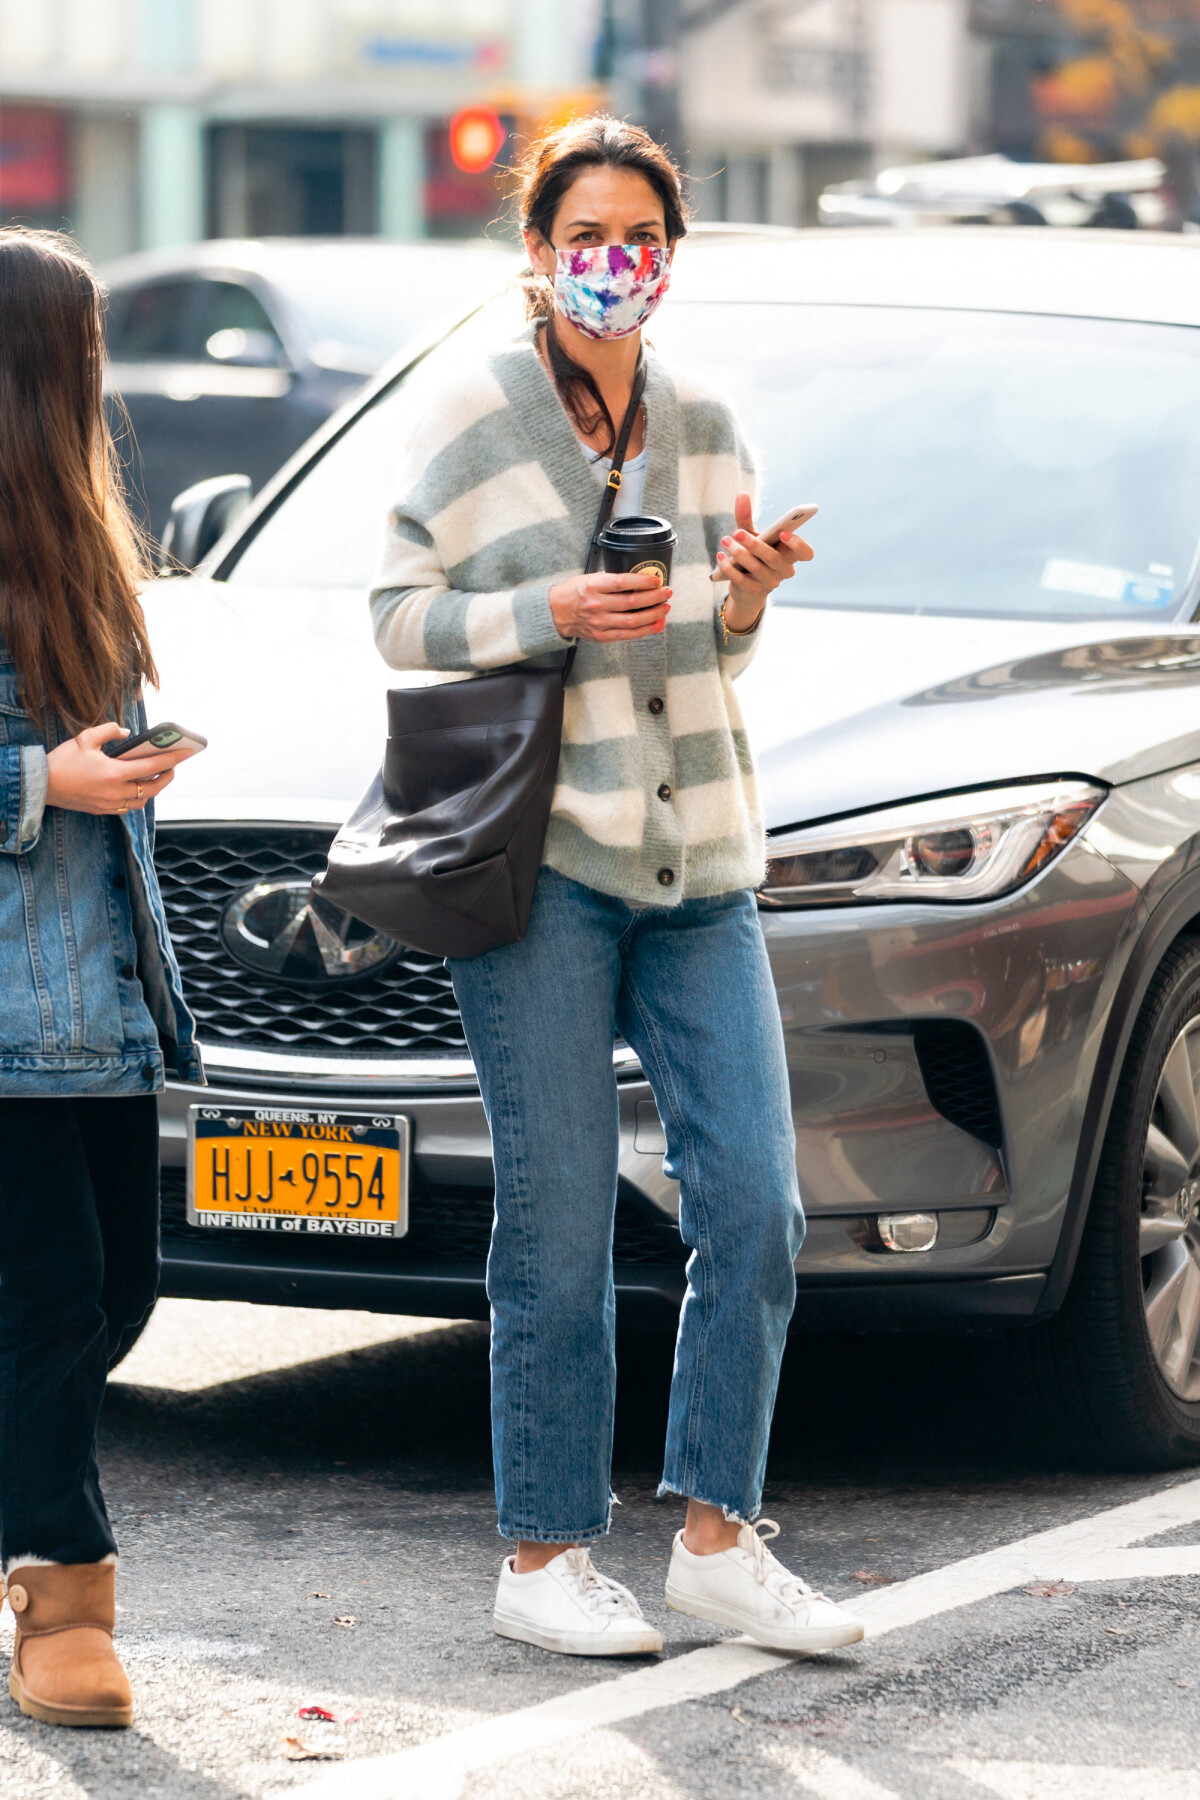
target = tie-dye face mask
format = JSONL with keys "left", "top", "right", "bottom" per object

{"left": 554, "top": 244, "right": 672, "bottom": 340}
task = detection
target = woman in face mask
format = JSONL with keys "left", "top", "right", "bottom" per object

{"left": 371, "top": 116, "right": 863, "bottom": 1657}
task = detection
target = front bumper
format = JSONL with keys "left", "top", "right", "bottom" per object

{"left": 158, "top": 835, "right": 1143, "bottom": 1329}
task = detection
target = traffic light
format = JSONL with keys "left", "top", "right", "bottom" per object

{"left": 448, "top": 107, "right": 507, "bottom": 175}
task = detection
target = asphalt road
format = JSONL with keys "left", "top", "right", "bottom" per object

{"left": 4, "top": 1299, "right": 1200, "bottom": 1799}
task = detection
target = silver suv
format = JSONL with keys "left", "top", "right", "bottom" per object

{"left": 147, "top": 225, "right": 1200, "bottom": 1468}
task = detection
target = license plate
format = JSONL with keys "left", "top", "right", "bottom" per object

{"left": 186, "top": 1105, "right": 409, "bottom": 1239}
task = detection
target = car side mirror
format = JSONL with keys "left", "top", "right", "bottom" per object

{"left": 206, "top": 327, "right": 291, "bottom": 369}
{"left": 159, "top": 474, "right": 252, "bottom": 574}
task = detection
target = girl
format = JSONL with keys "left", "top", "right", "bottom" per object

{"left": 0, "top": 228, "right": 201, "bottom": 1726}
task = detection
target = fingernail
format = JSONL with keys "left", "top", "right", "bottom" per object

{"left": 721, "top": 536, "right": 732, "bottom": 546}
{"left": 780, "top": 531, "right": 792, "bottom": 542}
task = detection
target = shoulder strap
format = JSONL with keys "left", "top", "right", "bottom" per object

{"left": 556, "top": 354, "right": 647, "bottom": 685}
{"left": 584, "top": 356, "right": 648, "bottom": 576}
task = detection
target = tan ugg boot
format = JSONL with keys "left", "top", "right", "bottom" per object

{"left": 6, "top": 1563, "right": 132, "bottom": 1727}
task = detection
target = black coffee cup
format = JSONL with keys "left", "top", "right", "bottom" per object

{"left": 597, "top": 514, "right": 677, "bottom": 586}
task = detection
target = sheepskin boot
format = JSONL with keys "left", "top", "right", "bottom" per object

{"left": 6, "top": 1563, "right": 132, "bottom": 1727}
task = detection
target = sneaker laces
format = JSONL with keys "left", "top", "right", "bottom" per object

{"left": 743, "top": 1520, "right": 830, "bottom": 1609}
{"left": 559, "top": 1547, "right": 647, "bottom": 1619}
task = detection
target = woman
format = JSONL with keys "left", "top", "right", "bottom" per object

{"left": 0, "top": 229, "right": 201, "bottom": 1725}
{"left": 371, "top": 118, "right": 863, "bottom": 1656}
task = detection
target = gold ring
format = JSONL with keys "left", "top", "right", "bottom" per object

{"left": 136, "top": 782, "right": 144, "bottom": 802}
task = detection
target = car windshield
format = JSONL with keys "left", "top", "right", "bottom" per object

{"left": 276, "top": 245, "right": 516, "bottom": 370}
{"left": 650, "top": 304, "right": 1200, "bottom": 621}
{"left": 227, "top": 297, "right": 1200, "bottom": 620}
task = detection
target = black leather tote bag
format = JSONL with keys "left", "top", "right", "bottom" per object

{"left": 313, "top": 359, "right": 647, "bottom": 960}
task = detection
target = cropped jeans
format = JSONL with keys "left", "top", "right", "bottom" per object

{"left": 449, "top": 869, "right": 804, "bottom": 1543}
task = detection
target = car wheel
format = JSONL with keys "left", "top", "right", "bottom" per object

{"left": 1011, "top": 935, "right": 1200, "bottom": 1468}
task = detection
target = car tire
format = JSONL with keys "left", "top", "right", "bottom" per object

{"left": 1008, "top": 934, "right": 1200, "bottom": 1469}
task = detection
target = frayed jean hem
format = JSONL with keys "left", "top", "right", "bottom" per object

{"left": 656, "top": 1480, "right": 758, "bottom": 1526}
{"left": 497, "top": 1518, "right": 612, "bottom": 1545}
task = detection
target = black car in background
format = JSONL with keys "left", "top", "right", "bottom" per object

{"left": 101, "top": 237, "right": 516, "bottom": 542}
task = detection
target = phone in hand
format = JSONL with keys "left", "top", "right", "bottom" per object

{"left": 711, "top": 504, "right": 818, "bottom": 580}
{"left": 101, "top": 721, "right": 208, "bottom": 760}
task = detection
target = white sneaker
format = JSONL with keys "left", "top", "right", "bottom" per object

{"left": 494, "top": 1547, "right": 664, "bottom": 1657}
{"left": 665, "top": 1520, "right": 865, "bottom": 1653}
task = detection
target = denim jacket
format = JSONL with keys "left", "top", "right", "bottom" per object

{"left": 0, "top": 649, "right": 203, "bottom": 1097}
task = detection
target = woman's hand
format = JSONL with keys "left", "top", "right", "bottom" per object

{"left": 549, "top": 570, "right": 671, "bottom": 642}
{"left": 45, "top": 724, "right": 193, "bottom": 816}
{"left": 716, "top": 492, "right": 813, "bottom": 632}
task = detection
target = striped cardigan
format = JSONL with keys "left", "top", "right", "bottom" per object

{"left": 369, "top": 324, "right": 767, "bottom": 906}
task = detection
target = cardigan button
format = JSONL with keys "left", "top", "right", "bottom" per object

{"left": 121, "top": 963, "right": 135, "bottom": 981}
{"left": 657, "top": 783, "right": 672, "bottom": 801}
{"left": 657, "top": 868, "right": 675, "bottom": 887}
{"left": 648, "top": 696, "right": 664, "bottom": 716}
{"left": 142, "top": 1064, "right": 156, "bottom": 1081}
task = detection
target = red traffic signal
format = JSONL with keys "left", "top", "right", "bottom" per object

{"left": 448, "top": 107, "right": 506, "bottom": 175}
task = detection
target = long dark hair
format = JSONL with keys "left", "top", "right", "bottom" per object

{"left": 515, "top": 116, "right": 689, "bottom": 453}
{"left": 0, "top": 228, "right": 154, "bottom": 731}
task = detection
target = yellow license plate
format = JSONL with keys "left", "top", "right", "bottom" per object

{"left": 187, "top": 1106, "right": 409, "bottom": 1239}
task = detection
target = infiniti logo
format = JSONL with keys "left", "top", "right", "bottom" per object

{"left": 220, "top": 880, "right": 399, "bottom": 984}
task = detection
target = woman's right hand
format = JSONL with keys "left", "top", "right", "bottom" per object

{"left": 45, "top": 723, "right": 194, "bottom": 816}
{"left": 549, "top": 571, "right": 671, "bottom": 642}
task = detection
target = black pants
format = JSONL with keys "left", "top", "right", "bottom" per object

{"left": 0, "top": 1097, "right": 160, "bottom": 1570}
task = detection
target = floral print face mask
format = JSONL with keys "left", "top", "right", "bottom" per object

{"left": 554, "top": 244, "right": 672, "bottom": 340}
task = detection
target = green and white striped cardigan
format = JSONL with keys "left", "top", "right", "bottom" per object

{"left": 369, "top": 324, "right": 767, "bottom": 907}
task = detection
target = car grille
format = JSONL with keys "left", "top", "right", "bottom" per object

{"left": 154, "top": 824, "right": 468, "bottom": 1056}
{"left": 159, "top": 1169, "right": 687, "bottom": 1268}
{"left": 913, "top": 1020, "right": 1003, "bottom": 1149}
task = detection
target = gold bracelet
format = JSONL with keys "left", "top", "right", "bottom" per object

{"left": 720, "top": 594, "right": 765, "bottom": 646}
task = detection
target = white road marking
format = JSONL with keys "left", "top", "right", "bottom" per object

{"left": 951, "top": 1759, "right": 1200, "bottom": 1799}
{"left": 762, "top": 1741, "right": 903, "bottom": 1798}
{"left": 110, "top": 1299, "right": 456, "bottom": 1391}
{"left": 285, "top": 1475, "right": 1200, "bottom": 1800}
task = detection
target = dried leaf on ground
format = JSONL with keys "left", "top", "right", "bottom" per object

{"left": 307, "top": 1591, "right": 330, "bottom": 1599}
{"left": 332, "top": 1615, "right": 358, "bottom": 1628}
{"left": 1023, "top": 1580, "right": 1073, "bottom": 1599}
{"left": 280, "top": 1735, "right": 341, "bottom": 1762}
{"left": 298, "top": 1705, "right": 338, "bottom": 1722}
{"left": 851, "top": 1569, "right": 898, "bottom": 1585}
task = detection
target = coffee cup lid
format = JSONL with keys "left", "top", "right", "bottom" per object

{"left": 597, "top": 513, "right": 677, "bottom": 548}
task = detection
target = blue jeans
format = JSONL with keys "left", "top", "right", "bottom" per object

{"left": 449, "top": 869, "right": 804, "bottom": 1543}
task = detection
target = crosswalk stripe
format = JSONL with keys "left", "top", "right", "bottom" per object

{"left": 286, "top": 1473, "right": 1200, "bottom": 1800}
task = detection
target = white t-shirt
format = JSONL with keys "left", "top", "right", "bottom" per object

{"left": 585, "top": 445, "right": 648, "bottom": 518}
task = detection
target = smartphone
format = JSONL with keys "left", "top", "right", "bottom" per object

{"left": 102, "top": 721, "right": 208, "bottom": 760}
{"left": 710, "top": 504, "right": 817, "bottom": 579}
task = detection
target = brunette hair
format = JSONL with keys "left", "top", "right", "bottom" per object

{"left": 515, "top": 116, "right": 689, "bottom": 453}
{"left": 0, "top": 228, "right": 154, "bottom": 732}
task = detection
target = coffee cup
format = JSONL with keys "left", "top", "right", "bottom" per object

{"left": 597, "top": 514, "right": 677, "bottom": 587}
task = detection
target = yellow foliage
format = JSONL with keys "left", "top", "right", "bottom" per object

{"left": 1035, "top": 54, "right": 1120, "bottom": 115}
{"left": 1149, "top": 83, "right": 1200, "bottom": 138}
{"left": 1038, "top": 127, "right": 1102, "bottom": 161}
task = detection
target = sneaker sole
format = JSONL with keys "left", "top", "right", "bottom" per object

{"left": 493, "top": 1613, "right": 663, "bottom": 1657}
{"left": 663, "top": 1582, "right": 865, "bottom": 1653}
{"left": 10, "top": 1669, "right": 132, "bottom": 1729}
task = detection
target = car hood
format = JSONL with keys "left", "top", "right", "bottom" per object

{"left": 144, "top": 578, "right": 1200, "bottom": 835}
{"left": 741, "top": 607, "right": 1200, "bottom": 830}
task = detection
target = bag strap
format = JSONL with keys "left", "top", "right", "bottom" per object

{"left": 584, "top": 355, "right": 648, "bottom": 575}
{"left": 554, "top": 356, "right": 647, "bottom": 685}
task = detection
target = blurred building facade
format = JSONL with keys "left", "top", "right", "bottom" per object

{"left": 0, "top": 0, "right": 602, "bottom": 260}
{"left": 673, "top": 0, "right": 969, "bottom": 224}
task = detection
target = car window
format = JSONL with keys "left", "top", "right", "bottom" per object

{"left": 106, "top": 279, "right": 200, "bottom": 362}
{"left": 224, "top": 296, "right": 522, "bottom": 590}
{"left": 195, "top": 280, "right": 285, "bottom": 365}
{"left": 649, "top": 304, "right": 1200, "bottom": 622}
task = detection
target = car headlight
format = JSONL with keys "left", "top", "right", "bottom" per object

{"left": 761, "top": 779, "right": 1106, "bottom": 908}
